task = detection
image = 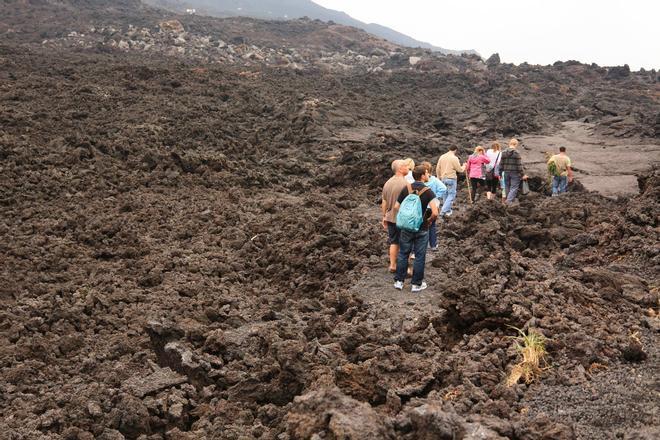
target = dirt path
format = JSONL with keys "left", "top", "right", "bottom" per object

{"left": 349, "top": 204, "right": 447, "bottom": 327}
{"left": 521, "top": 121, "right": 660, "bottom": 197}
{"left": 349, "top": 251, "right": 446, "bottom": 328}
{"left": 351, "top": 198, "right": 659, "bottom": 439}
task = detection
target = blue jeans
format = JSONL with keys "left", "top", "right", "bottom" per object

{"left": 552, "top": 176, "right": 568, "bottom": 195}
{"left": 395, "top": 229, "right": 429, "bottom": 286}
{"left": 498, "top": 173, "right": 506, "bottom": 198}
{"left": 504, "top": 172, "right": 521, "bottom": 203}
{"left": 428, "top": 219, "right": 437, "bottom": 248}
{"left": 441, "top": 178, "right": 457, "bottom": 214}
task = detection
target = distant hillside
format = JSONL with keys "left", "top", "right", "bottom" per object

{"left": 144, "top": 0, "right": 476, "bottom": 55}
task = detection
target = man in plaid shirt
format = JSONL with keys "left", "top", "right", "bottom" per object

{"left": 499, "top": 138, "right": 528, "bottom": 204}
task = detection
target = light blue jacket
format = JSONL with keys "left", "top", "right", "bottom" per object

{"left": 426, "top": 175, "right": 447, "bottom": 201}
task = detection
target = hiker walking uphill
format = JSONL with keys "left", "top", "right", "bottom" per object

{"left": 393, "top": 165, "right": 439, "bottom": 292}
{"left": 435, "top": 146, "right": 465, "bottom": 216}
{"left": 381, "top": 160, "right": 409, "bottom": 273}
{"left": 499, "top": 138, "right": 528, "bottom": 205}
{"left": 485, "top": 142, "right": 504, "bottom": 200}
{"left": 547, "top": 147, "right": 573, "bottom": 195}
{"left": 465, "top": 146, "right": 490, "bottom": 203}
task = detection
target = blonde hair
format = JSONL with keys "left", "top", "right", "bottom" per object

{"left": 404, "top": 158, "right": 415, "bottom": 170}
{"left": 509, "top": 138, "right": 519, "bottom": 148}
{"left": 491, "top": 142, "right": 501, "bottom": 151}
{"left": 474, "top": 145, "right": 485, "bottom": 155}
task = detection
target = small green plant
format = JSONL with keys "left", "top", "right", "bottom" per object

{"left": 506, "top": 326, "right": 549, "bottom": 386}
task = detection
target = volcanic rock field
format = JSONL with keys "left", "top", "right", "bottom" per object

{"left": 1, "top": 1, "right": 659, "bottom": 439}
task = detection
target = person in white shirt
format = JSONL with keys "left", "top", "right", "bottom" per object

{"left": 485, "top": 142, "right": 502, "bottom": 200}
{"left": 403, "top": 157, "right": 415, "bottom": 184}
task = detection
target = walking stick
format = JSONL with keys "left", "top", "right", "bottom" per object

{"left": 466, "top": 177, "right": 472, "bottom": 204}
{"left": 465, "top": 174, "right": 473, "bottom": 204}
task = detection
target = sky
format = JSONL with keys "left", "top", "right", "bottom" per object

{"left": 313, "top": 0, "right": 660, "bottom": 70}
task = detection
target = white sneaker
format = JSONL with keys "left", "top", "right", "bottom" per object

{"left": 443, "top": 210, "right": 453, "bottom": 217}
{"left": 393, "top": 281, "right": 404, "bottom": 290}
{"left": 411, "top": 282, "right": 428, "bottom": 292}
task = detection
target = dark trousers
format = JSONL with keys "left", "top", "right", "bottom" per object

{"left": 428, "top": 219, "right": 437, "bottom": 248}
{"left": 395, "top": 229, "right": 429, "bottom": 286}
{"left": 486, "top": 177, "right": 499, "bottom": 194}
{"left": 469, "top": 178, "right": 485, "bottom": 202}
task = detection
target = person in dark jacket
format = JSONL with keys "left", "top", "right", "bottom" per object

{"left": 499, "top": 138, "right": 528, "bottom": 204}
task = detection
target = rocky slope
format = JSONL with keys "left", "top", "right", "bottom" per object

{"left": 143, "top": 0, "right": 475, "bottom": 55}
{"left": 0, "top": 1, "right": 659, "bottom": 439}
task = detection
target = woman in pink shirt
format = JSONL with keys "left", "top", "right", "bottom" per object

{"left": 465, "top": 146, "right": 490, "bottom": 203}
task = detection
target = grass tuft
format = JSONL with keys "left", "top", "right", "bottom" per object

{"left": 506, "top": 327, "right": 549, "bottom": 387}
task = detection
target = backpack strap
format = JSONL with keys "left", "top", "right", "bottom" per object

{"left": 407, "top": 183, "right": 430, "bottom": 197}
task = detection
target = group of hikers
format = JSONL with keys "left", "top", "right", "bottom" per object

{"left": 381, "top": 138, "right": 573, "bottom": 292}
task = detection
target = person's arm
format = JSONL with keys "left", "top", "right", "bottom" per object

{"left": 429, "top": 198, "right": 439, "bottom": 222}
{"left": 435, "top": 158, "right": 442, "bottom": 179}
{"left": 381, "top": 198, "right": 388, "bottom": 229}
{"left": 455, "top": 156, "right": 465, "bottom": 173}
{"left": 517, "top": 151, "right": 527, "bottom": 179}
{"left": 421, "top": 191, "right": 438, "bottom": 225}
{"left": 567, "top": 158, "right": 574, "bottom": 182}
{"left": 396, "top": 186, "right": 408, "bottom": 207}
{"left": 392, "top": 189, "right": 405, "bottom": 224}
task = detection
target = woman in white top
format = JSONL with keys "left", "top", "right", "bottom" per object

{"left": 485, "top": 142, "right": 502, "bottom": 200}
{"left": 403, "top": 157, "right": 415, "bottom": 184}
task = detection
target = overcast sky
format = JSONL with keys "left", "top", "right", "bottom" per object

{"left": 313, "top": 0, "right": 659, "bottom": 70}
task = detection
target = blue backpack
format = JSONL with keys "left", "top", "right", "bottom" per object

{"left": 396, "top": 184, "right": 429, "bottom": 232}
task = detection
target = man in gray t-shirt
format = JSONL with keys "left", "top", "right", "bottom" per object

{"left": 381, "top": 160, "right": 409, "bottom": 272}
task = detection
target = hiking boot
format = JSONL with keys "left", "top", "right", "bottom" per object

{"left": 411, "top": 282, "right": 427, "bottom": 292}
{"left": 443, "top": 210, "right": 453, "bottom": 217}
{"left": 393, "top": 281, "right": 404, "bottom": 290}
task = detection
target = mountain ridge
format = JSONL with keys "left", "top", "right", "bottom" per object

{"left": 143, "top": 0, "right": 477, "bottom": 55}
